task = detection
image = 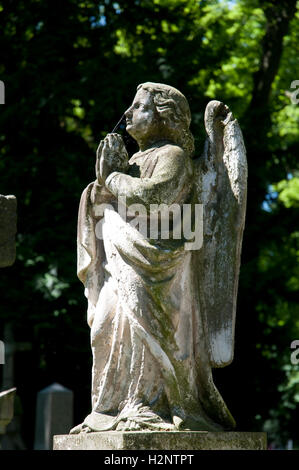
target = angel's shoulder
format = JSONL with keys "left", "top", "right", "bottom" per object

{"left": 154, "top": 142, "right": 187, "bottom": 165}
{"left": 152, "top": 144, "right": 193, "bottom": 182}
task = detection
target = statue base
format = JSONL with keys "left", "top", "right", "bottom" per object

{"left": 53, "top": 431, "right": 267, "bottom": 450}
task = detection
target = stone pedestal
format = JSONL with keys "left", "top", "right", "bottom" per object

{"left": 53, "top": 431, "right": 267, "bottom": 450}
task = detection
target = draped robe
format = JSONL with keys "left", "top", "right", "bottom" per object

{"left": 77, "top": 142, "right": 236, "bottom": 431}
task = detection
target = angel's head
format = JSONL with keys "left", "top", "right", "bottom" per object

{"left": 125, "top": 82, "right": 195, "bottom": 156}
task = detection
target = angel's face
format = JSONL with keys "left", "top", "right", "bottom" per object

{"left": 125, "top": 88, "right": 158, "bottom": 142}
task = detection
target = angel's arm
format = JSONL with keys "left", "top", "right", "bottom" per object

{"left": 105, "top": 145, "right": 192, "bottom": 209}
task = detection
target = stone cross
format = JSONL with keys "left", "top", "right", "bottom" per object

{"left": 34, "top": 383, "right": 74, "bottom": 450}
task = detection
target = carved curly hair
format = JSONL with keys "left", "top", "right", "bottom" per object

{"left": 137, "top": 82, "right": 195, "bottom": 157}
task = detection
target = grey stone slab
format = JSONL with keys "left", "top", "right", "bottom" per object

{"left": 0, "top": 388, "right": 16, "bottom": 434}
{"left": 0, "top": 194, "right": 17, "bottom": 268}
{"left": 53, "top": 431, "right": 267, "bottom": 450}
{"left": 34, "top": 383, "right": 73, "bottom": 450}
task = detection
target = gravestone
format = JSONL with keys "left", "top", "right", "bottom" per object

{"left": 0, "top": 324, "right": 30, "bottom": 450}
{"left": 2, "top": 323, "right": 32, "bottom": 390}
{"left": 0, "top": 193, "right": 18, "bottom": 449}
{"left": 0, "top": 388, "right": 16, "bottom": 434}
{"left": 0, "top": 341, "right": 4, "bottom": 366}
{"left": 0, "top": 194, "right": 17, "bottom": 267}
{"left": 34, "top": 383, "right": 73, "bottom": 450}
{"left": 0, "top": 80, "right": 4, "bottom": 105}
{"left": 0, "top": 388, "right": 16, "bottom": 449}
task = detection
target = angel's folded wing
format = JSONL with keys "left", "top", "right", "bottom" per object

{"left": 194, "top": 100, "right": 247, "bottom": 368}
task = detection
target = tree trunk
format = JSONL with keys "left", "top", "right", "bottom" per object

{"left": 242, "top": 0, "right": 298, "bottom": 260}
{"left": 249, "top": 0, "right": 297, "bottom": 126}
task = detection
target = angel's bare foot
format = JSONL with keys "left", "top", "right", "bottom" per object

{"left": 69, "top": 422, "right": 91, "bottom": 434}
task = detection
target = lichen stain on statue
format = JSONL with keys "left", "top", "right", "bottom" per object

{"left": 71, "top": 82, "right": 247, "bottom": 434}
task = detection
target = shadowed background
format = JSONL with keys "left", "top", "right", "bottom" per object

{"left": 0, "top": 0, "right": 298, "bottom": 449}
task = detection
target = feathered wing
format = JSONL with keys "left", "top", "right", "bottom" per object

{"left": 193, "top": 100, "right": 247, "bottom": 368}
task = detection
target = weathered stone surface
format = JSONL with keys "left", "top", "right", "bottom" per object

{"left": 0, "top": 194, "right": 17, "bottom": 267}
{"left": 0, "top": 388, "right": 16, "bottom": 434}
{"left": 71, "top": 83, "right": 247, "bottom": 435}
{"left": 54, "top": 431, "right": 266, "bottom": 450}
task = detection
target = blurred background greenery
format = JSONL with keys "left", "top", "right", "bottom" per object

{"left": 0, "top": 0, "right": 298, "bottom": 449}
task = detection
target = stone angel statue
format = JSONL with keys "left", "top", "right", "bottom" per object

{"left": 71, "top": 82, "right": 247, "bottom": 433}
